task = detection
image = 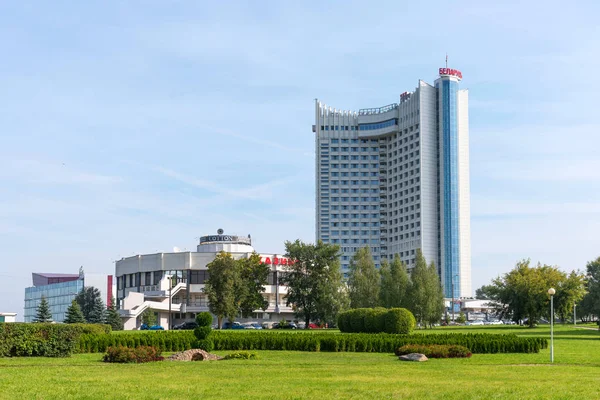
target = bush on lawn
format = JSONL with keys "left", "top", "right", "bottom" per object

{"left": 338, "top": 308, "right": 416, "bottom": 334}
{"left": 395, "top": 344, "right": 472, "bottom": 358}
{"left": 103, "top": 345, "right": 163, "bottom": 363}
{"left": 223, "top": 351, "right": 258, "bottom": 360}
{"left": 0, "top": 323, "right": 111, "bottom": 357}
{"left": 194, "top": 312, "right": 213, "bottom": 351}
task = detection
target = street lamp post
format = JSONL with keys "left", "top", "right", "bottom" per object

{"left": 574, "top": 303, "right": 577, "bottom": 326}
{"left": 548, "top": 288, "right": 556, "bottom": 363}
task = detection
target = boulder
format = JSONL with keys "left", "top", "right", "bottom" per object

{"left": 398, "top": 353, "right": 428, "bottom": 362}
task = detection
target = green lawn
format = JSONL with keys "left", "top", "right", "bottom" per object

{"left": 0, "top": 325, "right": 598, "bottom": 400}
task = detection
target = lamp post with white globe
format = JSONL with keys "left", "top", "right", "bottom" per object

{"left": 548, "top": 287, "right": 556, "bottom": 363}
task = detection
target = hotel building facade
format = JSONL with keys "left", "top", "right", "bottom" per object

{"left": 314, "top": 67, "right": 471, "bottom": 298}
{"left": 115, "top": 231, "right": 294, "bottom": 330}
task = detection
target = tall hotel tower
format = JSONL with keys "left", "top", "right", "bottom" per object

{"left": 314, "top": 67, "right": 471, "bottom": 298}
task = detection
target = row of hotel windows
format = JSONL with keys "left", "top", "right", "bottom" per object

{"left": 323, "top": 238, "right": 379, "bottom": 245}
{"left": 328, "top": 221, "right": 380, "bottom": 227}
{"left": 330, "top": 205, "right": 379, "bottom": 211}
{"left": 327, "top": 146, "right": 380, "bottom": 152}
{"left": 118, "top": 271, "right": 284, "bottom": 289}
{"left": 330, "top": 138, "right": 379, "bottom": 144}
{"left": 330, "top": 213, "right": 380, "bottom": 219}
{"left": 329, "top": 155, "right": 379, "bottom": 161}
{"left": 330, "top": 230, "right": 380, "bottom": 236}
{"left": 327, "top": 180, "right": 380, "bottom": 186}
{"left": 327, "top": 197, "right": 381, "bottom": 202}
{"left": 328, "top": 163, "right": 379, "bottom": 169}
{"left": 329, "top": 171, "right": 379, "bottom": 177}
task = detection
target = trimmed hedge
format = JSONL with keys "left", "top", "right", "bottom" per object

{"left": 396, "top": 344, "right": 472, "bottom": 358}
{"left": 338, "top": 308, "right": 416, "bottom": 334}
{"left": 0, "top": 323, "right": 111, "bottom": 357}
{"left": 77, "top": 330, "right": 547, "bottom": 354}
{"left": 103, "top": 346, "right": 164, "bottom": 363}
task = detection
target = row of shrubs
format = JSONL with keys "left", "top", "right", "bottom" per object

{"left": 103, "top": 346, "right": 164, "bottom": 363}
{"left": 0, "top": 323, "right": 112, "bottom": 357}
{"left": 337, "top": 308, "right": 416, "bottom": 334}
{"left": 395, "top": 344, "right": 472, "bottom": 358}
{"left": 77, "top": 331, "right": 547, "bottom": 354}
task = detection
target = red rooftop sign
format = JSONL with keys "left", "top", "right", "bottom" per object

{"left": 439, "top": 68, "right": 462, "bottom": 80}
{"left": 260, "top": 256, "right": 295, "bottom": 266}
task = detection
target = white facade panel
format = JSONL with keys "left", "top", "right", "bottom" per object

{"left": 457, "top": 89, "right": 472, "bottom": 297}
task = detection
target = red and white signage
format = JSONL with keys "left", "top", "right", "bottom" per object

{"left": 439, "top": 68, "right": 462, "bottom": 80}
{"left": 260, "top": 256, "right": 295, "bottom": 266}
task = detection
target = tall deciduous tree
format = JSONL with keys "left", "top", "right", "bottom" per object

{"left": 407, "top": 249, "right": 429, "bottom": 327}
{"left": 34, "top": 296, "right": 53, "bottom": 323}
{"left": 485, "top": 259, "right": 585, "bottom": 327}
{"left": 64, "top": 299, "right": 85, "bottom": 323}
{"left": 347, "top": 246, "right": 380, "bottom": 308}
{"left": 105, "top": 296, "right": 124, "bottom": 330}
{"left": 205, "top": 252, "right": 238, "bottom": 329}
{"left": 280, "top": 239, "right": 345, "bottom": 327}
{"left": 379, "top": 255, "right": 410, "bottom": 308}
{"left": 236, "top": 253, "right": 270, "bottom": 318}
{"left": 75, "top": 286, "right": 106, "bottom": 323}
{"left": 425, "top": 261, "right": 445, "bottom": 327}
{"left": 580, "top": 257, "right": 600, "bottom": 327}
{"left": 406, "top": 250, "right": 444, "bottom": 328}
{"left": 475, "top": 285, "right": 495, "bottom": 300}
{"left": 554, "top": 271, "right": 586, "bottom": 324}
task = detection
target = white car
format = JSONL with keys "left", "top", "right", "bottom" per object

{"left": 488, "top": 320, "right": 503, "bottom": 325}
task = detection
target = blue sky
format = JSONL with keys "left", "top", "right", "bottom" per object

{"left": 1, "top": 1, "right": 599, "bottom": 318}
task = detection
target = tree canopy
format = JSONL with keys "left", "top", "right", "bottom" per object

{"left": 280, "top": 239, "right": 346, "bottom": 327}
{"left": 485, "top": 259, "right": 586, "bottom": 327}
{"left": 347, "top": 246, "right": 380, "bottom": 308}
{"left": 105, "top": 297, "right": 124, "bottom": 330}
{"left": 75, "top": 286, "right": 106, "bottom": 323}
{"left": 406, "top": 250, "right": 444, "bottom": 327}
{"left": 580, "top": 256, "right": 600, "bottom": 327}
{"left": 205, "top": 252, "right": 238, "bottom": 328}
{"left": 379, "top": 255, "right": 410, "bottom": 308}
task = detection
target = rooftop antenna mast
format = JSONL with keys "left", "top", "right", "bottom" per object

{"left": 446, "top": 53, "right": 448, "bottom": 68}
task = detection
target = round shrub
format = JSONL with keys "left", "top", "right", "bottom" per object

{"left": 384, "top": 308, "right": 416, "bottom": 334}
{"left": 196, "top": 339, "right": 214, "bottom": 352}
{"left": 364, "top": 307, "right": 387, "bottom": 333}
{"left": 194, "top": 326, "right": 212, "bottom": 341}
{"left": 195, "top": 312, "right": 213, "bottom": 327}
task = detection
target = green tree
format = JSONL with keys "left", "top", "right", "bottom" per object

{"left": 34, "top": 296, "right": 53, "bottom": 323}
{"left": 280, "top": 239, "right": 345, "bottom": 328}
{"left": 105, "top": 297, "right": 124, "bottom": 330}
{"left": 347, "top": 246, "right": 380, "bottom": 308}
{"left": 485, "top": 259, "right": 581, "bottom": 327}
{"left": 235, "top": 253, "right": 269, "bottom": 318}
{"left": 205, "top": 252, "right": 238, "bottom": 328}
{"left": 141, "top": 309, "right": 157, "bottom": 326}
{"left": 554, "top": 271, "right": 586, "bottom": 324}
{"left": 379, "top": 255, "right": 410, "bottom": 308}
{"left": 425, "top": 261, "right": 445, "bottom": 327}
{"left": 63, "top": 299, "right": 85, "bottom": 323}
{"left": 407, "top": 249, "right": 429, "bottom": 327}
{"left": 456, "top": 311, "right": 466, "bottom": 324}
{"left": 75, "top": 287, "right": 106, "bottom": 323}
{"left": 580, "top": 257, "right": 600, "bottom": 328}
{"left": 406, "top": 250, "right": 443, "bottom": 328}
{"left": 475, "top": 284, "right": 495, "bottom": 300}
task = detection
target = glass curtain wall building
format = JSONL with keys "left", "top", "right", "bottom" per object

{"left": 314, "top": 67, "right": 471, "bottom": 298}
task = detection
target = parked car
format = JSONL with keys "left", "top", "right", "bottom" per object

{"left": 308, "top": 323, "right": 321, "bottom": 329}
{"left": 250, "top": 323, "right": 263, "bottom": 330}
{"left": 173, "top": 321, "right": 199, "bottom": 330}
{"left": 222, "top": 321, "right": 245, "bottom": 329}
{"left": 141, "top": 324, "right": 164, "bottom": 330}
{"left": 273, "top": 321, "right": 297, "bottom": 329}
{"left": 466, "top": 320, "right": 484, "bottom": 326}
{"left": 488, "top": 320, "right": 503, "bottom": 325}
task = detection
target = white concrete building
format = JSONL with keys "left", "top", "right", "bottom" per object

{"left": 116, "top": 230, "right": 295, "bottom": 330}
{"left": 0, "top": 312, "right": 17, "bottom": 323}
{"left": 314, "top": 66, "right": 471, "bottom": 298}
